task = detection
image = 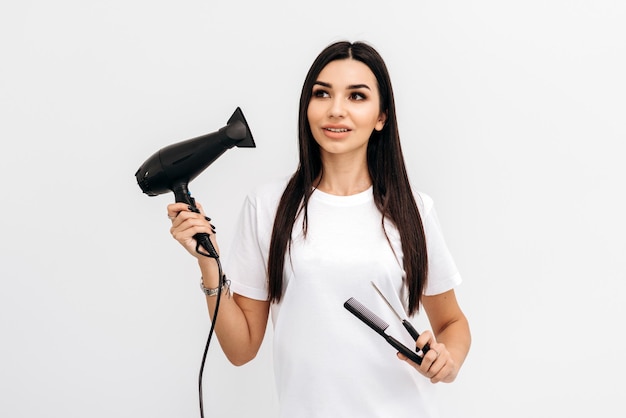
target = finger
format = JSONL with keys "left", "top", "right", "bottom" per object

{"left": 182, "top": 204, "right": 216, "bottom": 232}
{"left": 176, "top": 215, "right": 214, "bottom": 234}
{"left": 424, "top": 345, "right": 441, "bottom": 368}
{"left": 422, "top": 344, "right": 450, "bottom": 381}
{"left": 167, "top": 203, "right": 191, "bottom": 221}
{"left": 415, "top": 330, "right": 434, "bottom": 354}
{"left": 428, "top": 358, "right": 451, "bottom": 383}
{"left": 169, "top": 206, "right": 205, "bottom": 225}
{"left": 397, "top": 351, "right": 421, "bottom": 368}
{"left": 170, "top": 221, "right": 215, "bottom": 247}
{"left": 194, "top": 204, "right": 217, "bottom": 232}
{"left": 196, "top": 202, "right": 206, "bottom": 215}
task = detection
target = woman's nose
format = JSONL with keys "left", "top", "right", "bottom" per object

{"left": 328, "top": 97, "right": 346, "bottom": 118}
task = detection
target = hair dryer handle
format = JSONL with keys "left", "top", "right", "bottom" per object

{"left": 173, "top": 183, "right": 219, "bottom": 259}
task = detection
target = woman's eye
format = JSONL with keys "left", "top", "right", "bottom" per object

{"left": 312, "top": 89, "right": 329, "bottom": 98}
{"left": 350, "top": 92, "right": 367, "bottom": 101}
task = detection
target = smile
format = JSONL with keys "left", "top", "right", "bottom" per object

{"left": 324, "top": 128, "right": 349, "bottom": 133}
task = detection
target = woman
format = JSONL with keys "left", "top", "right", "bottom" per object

{"left": 168, "top": 40, "right": 471, "bottom": 417}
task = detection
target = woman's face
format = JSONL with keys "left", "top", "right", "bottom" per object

{"left": 307, "top": 59, "right": 386, "bottom": 160}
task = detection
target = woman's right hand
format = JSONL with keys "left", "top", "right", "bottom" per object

{"left": 167, "top": 202, "right": 220, "bottom": 259}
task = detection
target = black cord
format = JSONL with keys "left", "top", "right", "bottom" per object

{"left": 196, "top": 242, "right": 224, "bottom": 418}
{"left": 175, "top": 194, "right": 223, "bottom": 417}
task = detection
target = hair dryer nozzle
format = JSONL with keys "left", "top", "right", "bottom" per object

{"left": 135, "top": 107, "right": 255, "bottom": 197}
{"left": 226, "top": 107, "right": 255, "bottom": 148}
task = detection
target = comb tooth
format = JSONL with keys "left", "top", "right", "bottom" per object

{"left": 344, "top": 297, "right": 390, "bottom": 335}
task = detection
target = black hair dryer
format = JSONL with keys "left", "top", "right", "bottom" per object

{"left": 135, "top": 107, "right": 255, "bottom": 257}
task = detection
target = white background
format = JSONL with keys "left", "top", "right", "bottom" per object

{"left": 1, "top": 1, "right": 625, "bottom": 417}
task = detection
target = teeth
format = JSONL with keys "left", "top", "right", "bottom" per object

{"left": 326, "top": 128, "right": 348, "bottom": 132}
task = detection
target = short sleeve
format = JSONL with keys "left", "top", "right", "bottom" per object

{"left": 224, "top": 179, "right": 287, "bottom": 300}
{"left": 418, "top": 193, "right": 462, "bottom": 295}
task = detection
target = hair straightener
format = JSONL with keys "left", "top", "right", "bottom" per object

{"left": 344, "top": 294, "right": 428, "bottom": 365}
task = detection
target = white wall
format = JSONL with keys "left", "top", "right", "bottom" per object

{"left": 1, "top": 1, "right": 624, "bottom": 417}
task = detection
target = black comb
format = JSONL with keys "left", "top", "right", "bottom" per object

{"left": 344, "top": 297, "right": 424, "bottom": 365}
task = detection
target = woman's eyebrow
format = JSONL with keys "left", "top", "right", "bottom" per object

{"left": 348, "top": 84, "right": 371, "bottom": 90}
{"left": 313, "top": 81, "right": 371, "bottom": 90}
{"left": 313, "top": 81, "right": 331, "bottom": 88}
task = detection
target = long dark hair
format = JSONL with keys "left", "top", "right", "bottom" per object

{"left": 267, "top": 41, "right": 428, "bottom": 315}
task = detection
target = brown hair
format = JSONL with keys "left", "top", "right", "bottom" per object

{"left": 267, "top": 41, "right": 428, "bottom": 315}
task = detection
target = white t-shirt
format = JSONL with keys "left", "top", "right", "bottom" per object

{"left": 225, "top": 177, "right": 462, "bottom": 418}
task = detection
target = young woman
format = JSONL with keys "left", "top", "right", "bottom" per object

{"left": 167, "top": 40, "right": 471, "bottom": 417}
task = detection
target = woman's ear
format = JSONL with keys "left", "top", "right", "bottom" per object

{"left": 375, "top": 111, "right": 387, "bottom": 131}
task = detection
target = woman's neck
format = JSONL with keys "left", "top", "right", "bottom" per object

{"left": 314, "top": 160, "right": 372, "bottom": 196}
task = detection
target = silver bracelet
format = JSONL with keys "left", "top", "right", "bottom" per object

{"left": 200, "top": 276, "right": 231, "bottom": 297}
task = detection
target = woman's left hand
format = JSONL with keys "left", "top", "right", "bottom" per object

{"left": 397, "top": 330, "right": 459, "bottom": 383}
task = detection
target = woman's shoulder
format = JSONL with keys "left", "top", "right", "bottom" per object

{"left": 245, "top": 175, "right": 290, "bottom": 208}
{"left": 413, "top": 189, "right": 435, "bottom": 217}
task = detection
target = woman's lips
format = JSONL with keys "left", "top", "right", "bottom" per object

{"left": 322, "top": 126, "right": 351, "bottom": 139}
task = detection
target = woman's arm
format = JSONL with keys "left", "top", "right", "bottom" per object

{"left": 169, "top": 202, "right": 270, "bottom": 366}
{"left": 199, "top": 256, "right": 270, "bottom": 365}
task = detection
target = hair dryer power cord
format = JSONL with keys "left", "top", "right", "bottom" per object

{"left": 196, "top": 245, "right": 224, "bottom": 418}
